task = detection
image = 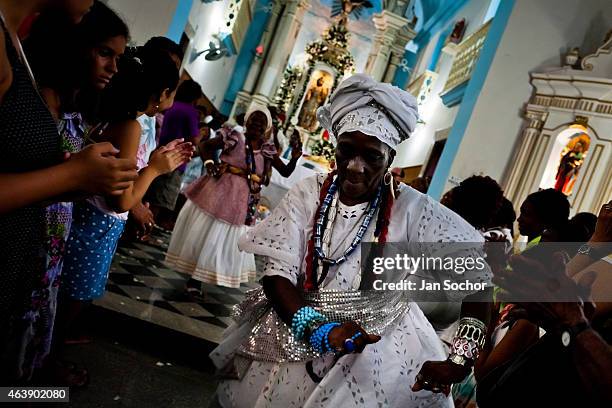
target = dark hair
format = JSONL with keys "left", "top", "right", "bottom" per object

{"left": 24, "top": 1, "right": 129, "bottom": 109}
{"left": 75, "top": 1, "right": 129, "bottom": 54}
{"left": 493, "top": 198, "right": 517, "bottom": 228}
{"left": 98, "top": 48, "right": 179, "bottom": 122}
{"left": 444, "top": 175, "right": 504, "bottom": 230}
{"left": 524, "top": 188, "right": 570, "bottom": 228}
{"left": 25, "top": 1, "right": 129, "bottom": 88}
{"left": 143, "top": 36, "right": 184, "bottom": 60}
{"left": 175, "top": 79, "right": 202, "bottom": 103}
{"left": 569, "top": 212, "right": 598, "bottom": 242}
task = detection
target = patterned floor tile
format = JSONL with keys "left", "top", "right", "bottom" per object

{"left": 96, "top": 231, "right": 259, "bottom": 343}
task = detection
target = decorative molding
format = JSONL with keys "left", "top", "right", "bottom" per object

{"left": 441, "top": 20, "right": 492, "bottom": 94}
{"left": 530, "top": 92, "right": 612, "bottom": 115}
{"left": 407, "top": 69, "right": 438, "bottom": 107}
{"left": 441, "top": 42, "right": 459, "bottom": 57}
{"left": 580, "top": 30, "right": 612, "bottom": 74}
{"left": 440, "top": 81, "right": 467, "bottom": 107}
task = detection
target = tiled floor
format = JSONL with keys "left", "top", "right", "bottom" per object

{"left": 94, "top": 229, "right": 259, "bottom": 344}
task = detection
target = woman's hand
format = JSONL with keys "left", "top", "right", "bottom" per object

{"left": 412, "top": 360, "right": 469, "bottom": 395}
{"left": 149, "top": 140, "right": 193, "bottom": 175}
{"left": 327, "top": 321, "right": 380, "bottom": 354}
{"left": 68, "top": 142, "right": 138, "bottom": 196}
{"left": 290, "top": 141, "right": 303, "bottom": 161}
{"left": 590, "top": 200, "right": 612, "bottom": 244}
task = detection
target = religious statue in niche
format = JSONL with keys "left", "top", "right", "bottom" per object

{"left": 554, "top": 133, "right": 590, "bottom": 195}
{"left": 297, "top": 72, "right": 332, "bottom": 131}
{"left": 449, "top": 18, "right": 467, "bottom": 44}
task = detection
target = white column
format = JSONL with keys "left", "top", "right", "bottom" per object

{"left": 383, "top": 26, "right": 415, "bottom": 83}
{"left": 253, "top": 0, "right": 309, "bottom": 104}
{"left": 242, "top": 0, "right": 283, "bottom": 94}
{"left": 365, "top": 11, "right": 413, "bottom": 82}
{"left": 229, "top": 0, "right": 284, "bottom": 117}
{"left": 503, "top": 109, "right": 548, "bottom": 207}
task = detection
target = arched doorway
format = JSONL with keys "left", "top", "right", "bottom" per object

{"left": 538, "top": 123, "right": 590, "bottom": 196}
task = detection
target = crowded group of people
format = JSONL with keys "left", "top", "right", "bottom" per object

{"left": 0, "top": 1, "right": 610, "bottom": 407}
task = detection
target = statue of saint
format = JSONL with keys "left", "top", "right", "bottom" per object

{"left": 298, "top": 76, "right": 329, "bottom": 131}
{"left": 554, "top": 140, "right": 585, "bottom": 195}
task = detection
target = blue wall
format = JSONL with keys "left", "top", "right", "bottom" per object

{"left": 221, "top": 0, "right": 273, "bottom": 116}
{"left": 166, "top": 0, "right": 193, "bottom": 43}
{"left": 392, "top": 0, "right": 469, "bottom": 88}
{"left": 427, "top": 0, "right": 516, "bottom": 200}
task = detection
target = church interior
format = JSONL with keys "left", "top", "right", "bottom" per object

{"left": 1, "top": 0, "right": 611, "bottom": 406}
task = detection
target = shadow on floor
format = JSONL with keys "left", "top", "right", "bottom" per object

{"left": 51, "top": 306, "right": 219, "bottom": 408}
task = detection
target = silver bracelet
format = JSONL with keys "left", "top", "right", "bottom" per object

{"left": 449, "top": 317, "right": 487, "bottom": 363}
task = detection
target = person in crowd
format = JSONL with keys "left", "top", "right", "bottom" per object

{"left": 476, "top": 200, "right": 612, "bottom": 406}
{"left": 21, "top": 0, "right": 129, "bottom": 383}
{"left": 207, "top": 75, "right": 492, "bottom": 407}
{"left": 435, "top": 176, "right": 506, "bottom": 407}
{"left": 145, "top": 79, "right": 202, "bottom": 231}
{"left": 127, "top": 37, "right": 183, "bottom": 241}
{"left": 136, "top": 36, "right": 183, "bottom": 165}
{"left": 124, "top": 37, "right": 183, "bottom": 241}
{"left": 486, "top": 197, "right": 516, "bottom": 243}
{"left": 569, "top": 211, "right": 598, "bottom": 242}
{"left": 166, "top": 106, "right": 301, "bottom": 292}
{"left": 0, "top": 0, "right": 139, "bottom": 383}
{"left": 57, "top": 48, "right": 191, "bottom": 364}
{"left": 479, "top": 202, "right": 612, "bottom": 406}
{"left": 517, "top": 188, "right": 570, "bottom": 243}
{"left": 441, "top": 175, "right": 504, "bottom": 232}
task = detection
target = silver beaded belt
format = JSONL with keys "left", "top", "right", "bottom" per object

{"left": 213, "top": 286, "right": 411, "bottom": 379}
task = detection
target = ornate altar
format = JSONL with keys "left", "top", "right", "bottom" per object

{"left": 504, "top": 31, "right": 612, "bottom": 214}
{"left": 274, "top": 1, "right": 367, "bottom": 155}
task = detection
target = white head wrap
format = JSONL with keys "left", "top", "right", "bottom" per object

{"left": 245, "top": 105, "right": 273, "bottom": 132}
{"left": 317, "top": 74, "right": 419, "bottom": 149}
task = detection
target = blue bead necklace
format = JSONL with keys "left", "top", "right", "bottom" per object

{"left": 311, "top": 178, "right": 382, "bottom": 287}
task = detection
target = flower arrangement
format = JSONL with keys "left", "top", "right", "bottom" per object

{"left": 311, "top": 138, "right": 336, "bottom": 163}
{"left": 305, "top": 22, "right": 355, "bottom": 74}
{"left": 274, "top": 66, "right": 303, "bottom": 113}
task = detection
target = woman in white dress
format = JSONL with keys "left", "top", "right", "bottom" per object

{"left": 210, "top": 74, "right": 492, "bottom": 407}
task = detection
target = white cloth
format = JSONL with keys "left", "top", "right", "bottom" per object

{"left": 213, "top": 175, "right": 490, "bottom": 407}
{"left": 137, "top": 114, "right": 157, "bottom": 165}
{"left": 165, "top": 200, "right": 256, "bottom": 288}
{"left": 317, "top": 74, "right": 418, "bottom": 149}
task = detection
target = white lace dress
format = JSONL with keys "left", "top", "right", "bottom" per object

{"left": 212, "top": 175, "right": 490, "bottom": 408}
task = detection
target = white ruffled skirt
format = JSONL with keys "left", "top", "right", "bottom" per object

{"left": 165, "top": 200, "right": 256, "bottom": 288}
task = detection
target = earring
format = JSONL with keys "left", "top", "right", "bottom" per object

{"left": 383, "top": 170, "right": 393, "bottom": 186}
{"left": 383, "top": 170, "right": 396, "bottom": 200}
{"left": 155, "top": 104, "right": 160, "bottom": 112}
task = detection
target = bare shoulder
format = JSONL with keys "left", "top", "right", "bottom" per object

{"left": 104, "top": 119, "right": 142, "bottom": 156}
{"left": 107, "top": 119, "right": 142, "bottom": 138}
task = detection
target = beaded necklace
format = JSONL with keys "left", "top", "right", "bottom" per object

{"left": 309, "top": 177, "right": 382, "bottom": 288}
{"left": 304, "top": 172, "right": 395, "bottom": 291}
{"left": 244, "top": 137, "right": 259, "bottom": 225}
